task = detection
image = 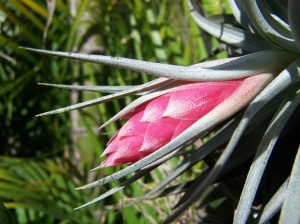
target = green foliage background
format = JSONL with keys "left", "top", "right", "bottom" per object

{"left": 0, "top": 0, "right": 229, "bottom": 223}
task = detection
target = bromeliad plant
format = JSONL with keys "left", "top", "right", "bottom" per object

{"left": 23, "top": 0, "right": 300, "bottom": 223}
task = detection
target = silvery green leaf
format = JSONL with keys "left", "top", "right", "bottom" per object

{"left": 21, "top": 47, "right": 295, "bottom": 81}
{"left": 259, "top": 178, "right": 289, "bottom": 224}
{"left": 112, "top": 176, "right": 204, "bottom": 210}
{"left": 81, "top": 148, "right": 183, "bottom": 208}
{"left": 269, "top": 0, "right": 288, "bottom": 23}
{"left": 234, "top": 84, "right": 300, "bottom": 224}
{"left": 75, "top": 166, "right": 155, "bottom": 209}
{"left": 279, "top": 146, "right": 300, "bottom": 224}
{"left": 35, "top": 78, "right": 170, "bottom": 116}
{"left": 244, "top": 0, "right": 298, "bottom": 52}
{"left": 141, "top": 148, "right": 182, "bottom": 170}
{"left": 39, "top": 83, "right": 136, "bottom": 94}
{"left": 228, "top": 0, "right": 255, "bottom": 32}
{"left": 288, "top": 0, "right": 300, "bottom": 50}
{"left": 163, "top": 114, "right": 269, "bottom": 222}
{"left": 187, "top": 0, "right": 273, "bottom": 52}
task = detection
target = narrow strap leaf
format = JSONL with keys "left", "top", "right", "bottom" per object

{"left": 36, "top": 78, "right": 170, "bottom": 116}
{"left": 21, "top": 47, "right": 295, "bottom": 81}
{"left": 259, "top": 178, "right": 289, "bottom": 224}
{"left": 39, "top": 83, "right": 136, "bottom": 93}
{"left": 81, "top": 149, "right": 182, "bottom": 208}
{"left": 75, "top": 166, "right": 155, "bottom": 209}
{"left": 188, "top": 0, "right": 272, "bottom": 52}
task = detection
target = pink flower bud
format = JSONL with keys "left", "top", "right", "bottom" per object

{"left": 100, "top": 77, "right": 259, "bottom": 167}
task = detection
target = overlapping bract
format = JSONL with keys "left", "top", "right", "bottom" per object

{"left": 101, "top": 79, "right": 244, "bottom": 167}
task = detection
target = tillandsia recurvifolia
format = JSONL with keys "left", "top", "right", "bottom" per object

{"left": 23, "top": 0, "right": 300, "bottom": 223}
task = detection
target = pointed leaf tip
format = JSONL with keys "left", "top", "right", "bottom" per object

{"left": 35, "top": 113, "right": 45, "bottom": 117}
{"left": 75, "top": 185, "right": 87, "bottom": 190}
{"left": 89, "top": 165, "right": 103, "bottom": 172}
{"left": 35, "top": 110, "right": 59, "bottom": 117}
{"left": 98, "top": 125, "right": 105, "bottom": 130}
{"left": 74, "top": 204, "right": 88, "bottom": 210}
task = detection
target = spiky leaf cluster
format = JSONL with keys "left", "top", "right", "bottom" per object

{"left": 24, "top": 0, "right": 300, "bottom": 223}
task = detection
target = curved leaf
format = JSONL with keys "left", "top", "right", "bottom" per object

{"left": 228, "top": 0, "right": 255, "bottom": 32}
{"left": 259, "top": 178, "right": 289, "bottom": 224}
{"left": 234, "top": 83, "right": 300, "bottom": 224}
{"left": 288, "top": 0, "right": 300, "bottom": 50}
{"left": 188, "top": 0, "right": 272, "bottom": 52}
{"left": 244, "top": 0, "right": 298, "bottom": 52}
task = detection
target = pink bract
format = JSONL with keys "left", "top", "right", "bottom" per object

{"left": 100, "top": 79, "right": 244, "bottom": 167}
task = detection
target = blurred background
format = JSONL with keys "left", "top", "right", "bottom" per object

{"left": 0, "top": 0, "right": 230, "bottom": 223}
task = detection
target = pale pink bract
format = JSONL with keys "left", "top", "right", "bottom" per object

{"left": 101, "top": 79, "right": 244, "bottom": 167}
